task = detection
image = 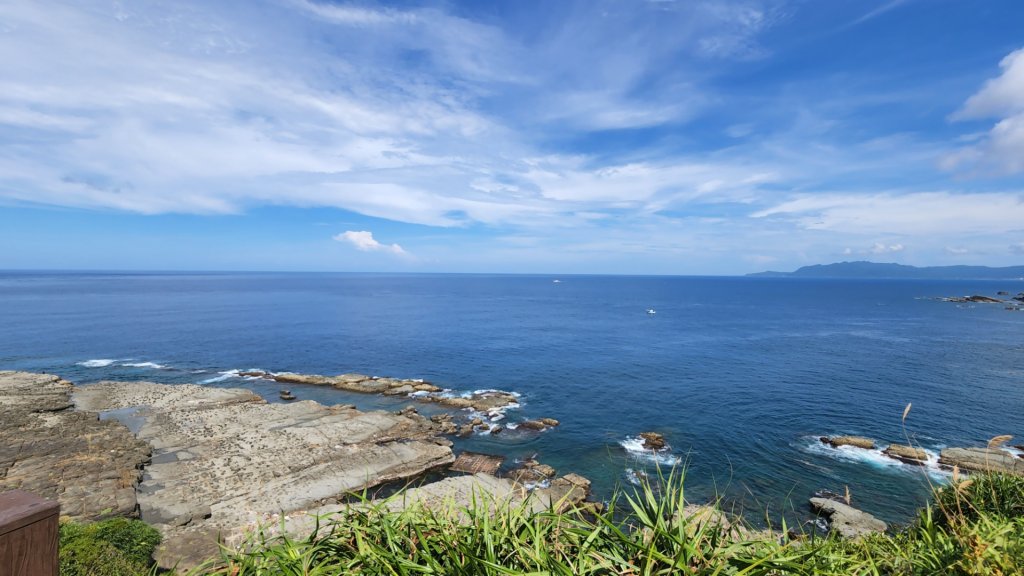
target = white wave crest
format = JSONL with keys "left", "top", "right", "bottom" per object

{"left": 121, "top": 361, "right": 166, "bottom": 369}
{"left": 804, "top": 436, "right": 949, "bottom": 481}
{"left": 200, "top": 369, "right": 240, "bottom": 384}
{"left": 78, "top": 359, "right": 116, "bottom": 368}
{"left": 619, "top": 437, "right": 681, "bottom": 466}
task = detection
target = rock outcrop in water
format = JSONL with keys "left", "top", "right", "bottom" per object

{"left": 248, "top": 370, "right": 522, "bottom": 413}
{"left": 640, "top": 432, "right": 667, "bottom": 450}
{"left": 0, "top": 371, "right": 151, "bottom": 521}
{"left": 939, "top": 447, "right": 1024, "bottom": 476}
{"left": 73, "top": 380, "right": 457, "bottom": 568}
{"left": 883, "top": 444, "right": 928, "bottom": 465}
{"left": 822, "top": 435, "right": 875, "bottom": 450}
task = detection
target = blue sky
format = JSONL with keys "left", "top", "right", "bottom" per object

{"left": 1, "top": 0, "right": 1023, "bottom": 274}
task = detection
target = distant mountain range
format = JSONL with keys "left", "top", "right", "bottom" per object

{"left": 748, "top": 261, "right": 1024, "bottom": 280}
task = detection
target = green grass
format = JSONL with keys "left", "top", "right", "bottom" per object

{"left": 184, "top": 470, "right": 1023, "bottom": 576}
{"left": 59, "top": 517, "right": 161, "bottom": 576}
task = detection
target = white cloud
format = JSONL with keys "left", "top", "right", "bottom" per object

{"left": 1011, "top": 243, "right": 1024, "bottom": 256}
{"left": 870, "top": 242, "right": 904, "bottom": 254}
{"left": 752, "top": 192, "right": 1024, "bottom": 235}
{"left": 945, "top": 246, "right": 970, "bottom": 255}
{"left": 945, "top": 48, "right": 1024, "bottom": 175}
{"left": 333, "top": 230, "right": 406, "bottom": 255}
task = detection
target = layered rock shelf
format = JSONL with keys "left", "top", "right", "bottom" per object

{"left": 810, "top": 497, "right": 888, "bottom": 539}
{"left": 0, "top": 371, "right": 150, "bottom": 521}
{"left": 72, "top": 380, "right": 457, "bottom": 567}
{"left": 254, "top": 370, "right": 524, "bottom": 413}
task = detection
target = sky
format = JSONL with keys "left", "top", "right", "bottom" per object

{"left": 1, "top": 0, "right": 1023, "bottom": 275}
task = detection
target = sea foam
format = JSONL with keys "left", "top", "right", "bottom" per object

{"left": 121, "top": 361, "right": 166, "bottom": 369}
{"left": 78, "top": 359, "right": 116, "bottom": 368}
{"left": 619, "top": 436, "right": 682, "bottom": 466}
{"left": 200, "top": 369, "right": 240, "bottom": 384}
{"left": 804, "top": 436, "right": 949, "bottom": 481}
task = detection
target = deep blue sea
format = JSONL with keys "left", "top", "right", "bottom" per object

{"left": 2, "top": 272, "right": 1022, "bottom": 527}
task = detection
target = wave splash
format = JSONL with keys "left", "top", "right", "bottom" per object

{"left": 803, "top": 436, "right": 950, "bottom": 481}
{"left": 619, "top": 436, "right": 682, "bottom": 466}
{"left": 77, "top": 359, "right": 117, "bottom": 368}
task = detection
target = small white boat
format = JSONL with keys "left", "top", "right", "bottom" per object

{"left": 646, "top": 308, "right": 656, "bottom": 315}
{"left": 552, "top": 279, "right": 562, "bottom": 283}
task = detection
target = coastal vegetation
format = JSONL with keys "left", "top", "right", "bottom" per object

{"left": 67, "top": 469, "right": 1022, "bottom": 576}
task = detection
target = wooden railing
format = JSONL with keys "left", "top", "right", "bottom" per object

{"left": 0, "top": 490, "right": 59, "bottom": 576}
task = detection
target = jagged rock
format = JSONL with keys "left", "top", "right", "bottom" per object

{"left": 809, "top": 497, "right": 887, "bottom": 539}
{"left": 0, "top": 372, "right": 151, "bottom": 522}
{"left": 640, "top": 432, "right": 666, "bottom": 450}
{"left": 883, "top": 444, "right": 928, "bottom": 464}
{"left": 73, "top": 380, "right": 455, "bottom": 570}
{"left": 509, "top": 462, "right": 556, "bottom": 484}
{"left": 490, "top": 425, "right": 503, "bottom": 435}
{"left": 518, "top": 420, "right": 550, "bottom": 431}
{"left": 939, "top": 447, "right": 1024, "bottom": 476}
{"left": 822, "top": 436, "right": 875, "bottom": 450}
{"left": 539, "top": 418, "right": 560, "bottom": 427}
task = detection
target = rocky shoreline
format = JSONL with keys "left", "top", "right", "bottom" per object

{"left": 3, "top": 369, "right": 1022, "bottom": 568}
{"left": 0, "top": 371, "right": 585, "bottom": 569}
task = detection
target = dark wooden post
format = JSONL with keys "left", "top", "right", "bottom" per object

{"left": 0, "top": 490, "right": 60, "bottom": 576}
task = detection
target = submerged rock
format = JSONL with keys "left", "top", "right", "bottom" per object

{"left": 883, "top": 444, "right": 928, "bottom": 465}
{"left": 823, "top": 436, "right": 875, "bottom": 450}
{"left": 809, "top": 497, "right": 887, "bottom": 539}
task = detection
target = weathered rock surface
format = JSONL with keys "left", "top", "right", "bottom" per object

{"left": 809, "top": 497, "right": 887, "bottom": 539}
{"left": 74, "top": 381, "right": 456, "bottom": 569}
{"left": 253, "top": 370, "right": 519, "bottom": 413}
{"left": 883, "top": 444, "right": 928, "bottom": 465}
{"left": 507, "top": 458, "right": 557, "bottom": 484}
{"left": 518, "top": 419, "right": 558, "bottom": 431}
{"left": 640, "top": 432, "right": 667, "bottom": 450}
{"left": 822, "top": 436, "right": 875, "bottom": 450}
{"left": 0, "top": 371, "right": 150, "bottom": 521}
{"left": 939, "top": 447, "right": 1024, "bottom": 476}
{"left": 269, "top": 471, "right": 593, "bottom": 540}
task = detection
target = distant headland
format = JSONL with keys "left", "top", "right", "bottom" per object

{"left": 749, "top": 261, "right": 1024, "bottom": 280}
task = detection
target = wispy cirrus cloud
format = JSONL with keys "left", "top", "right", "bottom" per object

{"left": 2, "top": 0, "right": 1024, "bottom": 274}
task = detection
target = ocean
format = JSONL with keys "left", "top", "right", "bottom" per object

{"left": 2, "top": 271, "right": 1022, "bottom": 526}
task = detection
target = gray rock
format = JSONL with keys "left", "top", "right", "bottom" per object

{"left": 939, "top": 447, "right": 1024, "bottom": 475}
{"left": 73, "top": 380, "right": 455, "bottom": 570}
{"left": 0, "top": 372, "right": 151, "bottom": 522}
{"left": 809, "top": 497, "right": 887, "bottom": 539}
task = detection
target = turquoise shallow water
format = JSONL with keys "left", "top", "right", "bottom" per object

{"left": 1, "top": 272, "right": 1022, "bottom": 526}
